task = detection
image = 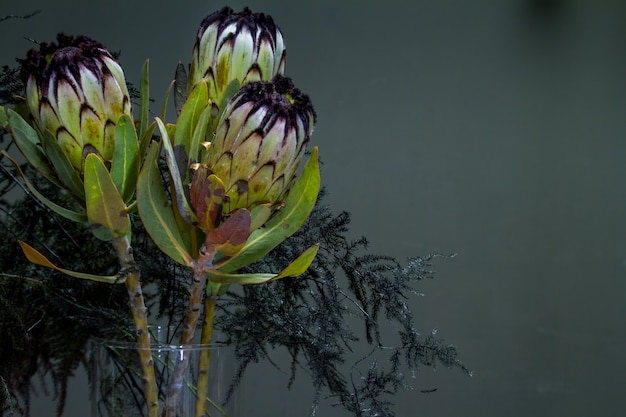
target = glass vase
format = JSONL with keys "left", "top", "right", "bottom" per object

{"left": 90, "top": 326, "right": 240, "bottom": 417}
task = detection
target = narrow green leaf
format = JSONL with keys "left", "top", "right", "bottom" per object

{"left": 218, "top": 147, "right": 321, "bottom": 273}
{"left": 139, "top": 120, "right": 156, "bottom": 163}
{"left": 174, "top": 80, "right": 209, "bottom": 152}
{"left": 84, "top": 154, "right": 130, "bottom": 241}
{"left": 206, "top": 244, "right": 318, "bottom": 285}
{"left": 18, "top": 241, "right": 123, "bottom": 284}
{"left": 207, "top": 270, "right": 276, "bottom": 285}
{"left": 136, "top": 141, "right": 194, "bottom": 266}
{"left": 157, "top": 118, "right": 198, "bottom": 224}
{"left": 41, "top": 130, "right": 85, "bottom": 199}
{"left": 139, "top": 59, "right": 150, "bottom": 140}
{"left": 7, "top": 109, "right": 61, "bottom": 187}
{"left": 0, "top": 106, "right": 7, "bottom": 128}
{"left": 274, "top": 244, "right": 320, "bottom": 280}
{"left": 110, "top": 115, "right": 140, "bottom": 203}
{"left": 161, "top": 79, "right": 175, "bottom": 122}
{"left": 171, "top": 177, "right": 202, "bottom": 257}
{"left": 189, "top": 104, "right": 212, "bottom": 164}
{"left": 2, "top": 150, "right": 87, "bottom": 223}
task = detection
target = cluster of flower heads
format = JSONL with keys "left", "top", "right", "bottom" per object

{"left": 188, "top": 7, "right": 316, "bottom": 221}
{"left": 19, "top": 6, "right": 315, "bottom": 228}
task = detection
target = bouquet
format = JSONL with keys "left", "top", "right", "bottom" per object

{"left": 0, "top": 7, "right": 469, "bottom": 417}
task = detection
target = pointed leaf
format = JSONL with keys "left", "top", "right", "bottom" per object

{"left": 171, "top": 176, "right": 203, "bottom": 256}
{"left": 207, "top": 270, "right": 276, "bottom": 285}
{"left": 174, "top": 80, "right": 209, "bottom": 152}
{"left": 41, "top": 130, "right": 85, "bottom": 199}
{"left": 218, "top": 147, "right": 320, "bottom": 273}
{"left": 7, "top": 109, "right": 61, "bottom": 187}
{"left": 136, "top": 141, "right": 193, "bottom": 266}
{"left": 139, "top": 120, "right": 156, "bottom": 162}
{"left": 189, "top": 104, "right": 212, "bottom": 164}
{"left": 18, "top": 241, "right": 123, "bottom": 284}
{"left": 2, "top": 150, "right": 87, "bottom": 223}
{"left": 273, "top": 244, "right": 320, "bottom": 280}
{"left": 84, "top": 154, "right": 130, "bottom": 241}
{"left": 206, "top": 244, "right": 318, "bottom": 284}
{"left": 139, "top": 59, "right": 150, "bottom": 140}
{"left": 110, "top": 115, "right": 140, "bottom": 203}
{"left": 157, "top": 117, "right": 198, "bottom": 224}
{"left": 0, "top": 106, "right": 7, "bottom": 128}
{"left": 161, "top": 80, "right": 175, "bottom": 122}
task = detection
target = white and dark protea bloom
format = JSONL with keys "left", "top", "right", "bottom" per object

{"left": 188, "top": 6, "right": 286, "bottom": 112}
{"left": 21, "top": 33, "right": 131, "bottom": 172}
{"left": 190, "top": 75, "right": 315, "bottom": 229}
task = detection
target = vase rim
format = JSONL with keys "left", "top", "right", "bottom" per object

{"left": 99, "top": 340, "right": 228, "bottom": 350}
{"left": 94, "top": 325, "right": 229, "bottom": 350}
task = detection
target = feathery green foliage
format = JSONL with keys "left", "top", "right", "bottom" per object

{"left": 216, "top": 191, "right": 470, "bottom": 415}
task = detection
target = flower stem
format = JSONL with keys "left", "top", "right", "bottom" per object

{"left": 111, "top": 235, "right": 159, "bottom": 417}
{"left": 194, "top": 293, "right": 217, "bottom": 417}
{"left": 163, "top": 245, "right": 216, "bottom": 417}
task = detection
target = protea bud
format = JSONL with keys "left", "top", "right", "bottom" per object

{"left": 21, "top": 33, "right": 131, "bottom": 172}
{"left": 188, "top": 6, "right": 286, "bottom": 114}
{"left": 190, "top": 75, "right": 315, "bottom": 230}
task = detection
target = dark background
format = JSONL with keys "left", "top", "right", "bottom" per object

{"left": 2, "top": 1, "right": 626, "bottom": 416}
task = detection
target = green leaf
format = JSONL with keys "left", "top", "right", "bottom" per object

{"left": 139, "top": 59, "right": 150, "bottom": 140}
{"left": 189, "top": 104, "right": 212, "bottom": 164}
{"left": 218, "top": 147, "right": 321, "bottom": 273}
{"left": 274, "top": 244, "right": 320, "bottom": 280}
{"left": 6, "top": 109, "right": 61, "bottom": 187}
{"left": 18, "top": 241, "right": 123, "bottom": 284}
{"left": 174, "top": 80, "right": 209, "bottom": 152}
{"left": 139, "top": 120, "right": 155, "bottom": 163}
{"left": 84, "top": 154, "right": 130, "bottom": 241}
{"left": 161, "top": 79, "right": 175, "bottom": 122}
{"left": 0, "top": 106, "right": 7, "bottom": 128}
{"left": 136, "top": 141, "right": 194, "bottom": 266}
{"left": 41, "top": 130, "right": 85, "bottom": 199}
{"left": 206, "top": 243, "right": 319, "bottom": 285}
{"left": 110, "top": 115, "right": 140, "bottom": 203}
{"left": 157, "top": 118, "right": 198, "bottom": 225}
{"left": 207, "top": 270, "right": 276, "bottom": 285}
{"left": 1, "top": 150, "right": 87, "bottom": 223}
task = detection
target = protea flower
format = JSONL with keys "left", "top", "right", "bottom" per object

{"left": 188, "top": 6, "right": 286, "bottom": 115}
{"left": 190, "top": 75, "right": 315, "bottom": 231}
{"left": 21, "top": 33, "right": 131, "bottom": 172}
